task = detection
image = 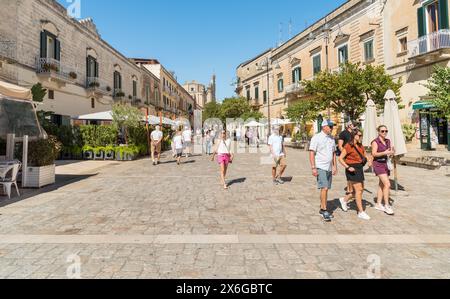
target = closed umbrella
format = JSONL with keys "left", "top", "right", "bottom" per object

{"left": 383, "top": 90, "right": 408, "bottom": 192}
{"left": 363, "top": 99, "right": 378, "bottom": 147}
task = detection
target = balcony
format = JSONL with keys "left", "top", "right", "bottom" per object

{"left": 36, "top": 57, "right": 77, "bottom": 85}
{"left": 113, "top": 89, "right": 125, "bottom": 101}
{"left": 132, "top": 96, "right": 142, "bottom": 107}
{"left": 408, "top": 30, "right": 450, "bottom": 64}
{"left": 86, "top": 77, "right": 111, "bottom": 97}
{"left": 285, "top": 82, "right": 305, "bottom": 95}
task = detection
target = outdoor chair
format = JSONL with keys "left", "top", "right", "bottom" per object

{"left": 0, "top": 162, "right": 21, "bottom": 199}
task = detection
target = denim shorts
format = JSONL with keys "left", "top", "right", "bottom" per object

{"left": 317, "top": 169, "right": 333, "bottom": 190}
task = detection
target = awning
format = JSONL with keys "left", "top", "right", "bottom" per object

{"left": 0, "top": 80, "right": 32, "bottom": 100}
{"left": 413, "top": 101, "right": 435, "bottom": 110}
{"left": 75, "top": 111, "right": 113, "bottom": 121}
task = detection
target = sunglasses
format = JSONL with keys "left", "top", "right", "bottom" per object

{"left": 380, "top": 130, "right": 389, "bottom": 133}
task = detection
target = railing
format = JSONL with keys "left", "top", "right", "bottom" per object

{"left": 408, "top": 29, "right": 450, "bottom": 58}
{"left": 36, "top": 57, "right": 77, "bottom": 82}
{"left": 113, "top": 88, "right": 125, "bottom": 99}
{"left": 285, "top": 82, "right": 304, "bottom": 94}
{"left": 86, "top": 77, "right": 111, "bottom": 94}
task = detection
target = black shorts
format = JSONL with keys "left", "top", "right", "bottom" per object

{"left": 345, "top": 164, "right": 365, "bottom": 183}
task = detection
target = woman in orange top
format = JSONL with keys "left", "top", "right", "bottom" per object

{"left": 338, "top": 129, "right": 371, "bottom": 220}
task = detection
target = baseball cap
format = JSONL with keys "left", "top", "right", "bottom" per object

{"left": 321, "top": 120, "right": 335, "bottom": 128}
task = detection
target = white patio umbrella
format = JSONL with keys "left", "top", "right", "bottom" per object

{"left": 76, "top": 110, "right": 113, "bottom": 121}
{"left": 362, "top": 99, "right": 378, "bottom": 147}
{"left": 244, "top": 120, "right": 263, "bottom": 127}
{"left": 383, "top": 90, "right": 408, "bottom": 192}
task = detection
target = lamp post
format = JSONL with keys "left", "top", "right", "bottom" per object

{"left": 258, "top": 57, "right": 279, "bottom": 137}
{"left": 322, "top": 22, "right": 332, "bottom": 119}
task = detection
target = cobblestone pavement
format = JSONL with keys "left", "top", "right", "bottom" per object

{"left": 0, "top": 145, "right": 449, "bottom": 279}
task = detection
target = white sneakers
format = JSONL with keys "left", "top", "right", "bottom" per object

{"left": 339, "top": 198, "right": 349, "bottom": 212}
{"left": 358, "top": 212, "right": 371, "bottom": 220}
{"left": 375, "top": 204, "right": 395, "bottom": 215}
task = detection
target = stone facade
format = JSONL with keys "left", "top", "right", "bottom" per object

{"left": 183, "top": 77, "right": 216, "bottom": 109}
{"left": 0, "top": 0, "right": 159, "bottom": 122}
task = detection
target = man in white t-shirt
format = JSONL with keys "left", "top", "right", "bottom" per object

{"left": 182, "top": 127, "right": 192, "bottom": 158}
{"left": 309, "top": 120, "right": 337, "bottom": 222}
{"left": 268, "top": 127, "right": 287, "bottom": 185}
{"left": 150, "top": 126, "right": 163, "bottom": 166}
{"left": 173, "top": 130, "right": 184, "bottom": 165}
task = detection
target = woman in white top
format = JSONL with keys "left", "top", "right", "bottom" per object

{"left": 173, "top": 130, "right": 184, "bottom": 165}
{"left": 211, "top": 130, "right": 234, "bottom": 189}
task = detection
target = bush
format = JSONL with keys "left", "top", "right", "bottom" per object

{"left": 80, "top": 125, "right": 117, "bottom": 147}
{"left": 402, "top": 124, "right": 416, "bottom": 142}
{"left": 28, "top": 136, "right": 62, "bottom": 167}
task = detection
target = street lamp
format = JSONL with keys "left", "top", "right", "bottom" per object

{"left": 322, "top": 22, "right": 332, "bottom": 119}
{"left": 257, "top": 57, "right": 280, "bottom": 136}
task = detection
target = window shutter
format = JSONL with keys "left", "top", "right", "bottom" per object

{"left": 298, "top": 67, "right": 302, "bottom": 81}
{"left": 292, "top": 69, "right": 296, "bottom": 83}
{"left": 95, "top": 60, "right": 99, "bottom": 78}
{"left": 439, "top": 0, "right": 449, "bottom": 29}
{"left": 40, "top": 31, "right": 47, "bottom": 58}
{"left": 55, "top": 39, "right": 61, "bottom": 61}
{"left": 417, "top": 7, "right": 426, "bottom": 37}
{"left": 86, "top": 57, "right": 89, "bottom": 78}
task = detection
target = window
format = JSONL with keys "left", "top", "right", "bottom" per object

{"left": 145, "top": 84, "right": 150, "bottom": 102}
{"left": 263, "top": 91, "right": 267, "bottom": 104}
{"left": 86, "top": 56, "right": 98, "bottom": 78}
{"left": 278, "top": 79, "right": 284, "bottom": 93}
{"left": 427, "top": 1, "right": 440, "bottom": 33}
{"left": 338, "top": 45, "right": 349, "bottom": 64}
{"left": 113, "top": 71, "right": 122, "bottom": 91}
{"left": 364, "top": 40, "right": 374, "bottom": 62}
{"left": 254, "top": 86, "right": 259, "bottom": 100}
{"left": 292, "top": 67, "right": 302, "bottom": 83}
{"left": 133, "top": 80, "right": 137, "bottom": 97}
{"left": 48, "top": 90, "right": 54, "bottom": 100}
{"left": 312, "top": 54, "right": 321, "bottom": 75}
{"left": 91, "top": 98, "right": 95, "bottom": 109}
{"left": 246, "top": 88, "right": 251, "bottom": 100}
{"left": 40, "top": 31, "right": 60, "bottom": 60}
{"left": 399, "top": 37, "right": 408, "bottom": 53}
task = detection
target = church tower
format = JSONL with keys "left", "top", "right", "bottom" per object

{"left": 206, "top": 74, "right": 216, "bottom": 103}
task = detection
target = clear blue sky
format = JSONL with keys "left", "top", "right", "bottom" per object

{"left": 57, "top": 0, "right": 347, "bottom": 101}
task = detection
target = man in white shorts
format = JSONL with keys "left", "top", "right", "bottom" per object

{"left": 182, "top": 126, "right": 192, "bottom": 158}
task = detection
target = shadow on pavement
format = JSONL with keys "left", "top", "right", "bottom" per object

{"left": 0, "top": 173, "right": 97, "bottom": 209}
{"left": 281, "top": 176, "right": 293, "bottom": 183}
{"left": 228, "top": 178, "right": 246, "bottom": 187}
{"left": 329, "top": 198, "right": 375, "bottom": 215}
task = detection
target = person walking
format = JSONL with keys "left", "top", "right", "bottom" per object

{"left": 211, "top": 130, "right": 234, "bottom": 190}
{"left": 236, "top": 128, "right": 241, "bottom": 143}
{"left": 205, "top": 130, "right": 213, "bottom": 155}
{"left": 338, "top": 129, "right": 371, "bottom": 220}
{"left": 371, "top": 125, "right": 395, "bottom": 216}
{"left": 309, "top": 120, "right": 337, "bottom": 222}
{"left": 182, "top": 126, "right": 192, "bottom": 158}
{"left": 268, "top": 127, "right": 287, "bottom": 185}
{"left": 173, "top": 130, "right": 184, "bottom": 165}
{"left": 338, "top": 121, "right": 356, "bottom": 200}
{"left": 150, "top": 125, "right": 163, "bottom": 166}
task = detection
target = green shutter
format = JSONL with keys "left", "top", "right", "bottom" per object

{"left": 55, "top": 39, "right": 60, "bottom": 61}
{"left": 292, "top": 69, "right": 296, "bottom": 83}
{"left": 40, "top": 31, "right": 47, "bottom": 58}
{"left": 418, "top": 7, "right": 426, "bottom": 37}
{"left": 95, "top": 60, "right": 99, "bottom": 78}
{"left": 439, "top": 0, "right": 449, "bottom": 29}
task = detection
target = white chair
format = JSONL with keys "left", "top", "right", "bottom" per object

{"left": 0, "top": 163, "right": 21, "bottom": 199}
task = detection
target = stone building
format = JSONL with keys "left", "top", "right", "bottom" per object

{"left": 235, "top": 0, "right": 450, "bottom": 150}
{"left": 183, "top": 75, "right": 216, "bottom": 109}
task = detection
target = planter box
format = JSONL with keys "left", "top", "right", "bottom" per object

{"left": 94, "top": 151, "right": 104, "bottom": 160}
{"left": 83, "top": 151, "right": 94, "bottom": 160}
{"left": 60, "top": 151, "right": 72, "bottom": 160}
{"left": 104, "top": 151, "right": 115, "bottom": 160}
{"left": 24, "top": 164, "right": 55, "bottom": 188}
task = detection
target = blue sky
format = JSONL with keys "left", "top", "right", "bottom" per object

{"left": 57, "top": 0, "right": 347, "bottom": 101}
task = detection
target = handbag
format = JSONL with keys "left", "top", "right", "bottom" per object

{"left": 387, "top": 158, "right": 394, "bottom": 171}
{"left": 220, "top": 139, "right": 233, "bottom": 163}
{"left": 352, "top": 144, "right": 368, "bottom": 167}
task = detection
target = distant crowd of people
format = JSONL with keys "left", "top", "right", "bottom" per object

{"left": 149, "top": 120, "right": 396, "bottom": 222}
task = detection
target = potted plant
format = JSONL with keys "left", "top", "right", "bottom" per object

{"left": 69, "top": 72, "right": 77, "bottom": 79}
{"left": 82, "top": 145, "right": 95, "bottom": 160}
{"left": 70, "top": 145, "right": 83, "bottom": 160}
{"left": 106, "top": 86, "right": 112, "bottom": 92}
{"left": 24, "top": 136, "right": 62, "bottom": 188}
{"left": 128, "top": 95, "right": 133, "bottom": 100}
{"left": 93, "top": 146, "right": 105, "bottom": 160}
{"left": 114, "top": 145, "right": 126, "bottom": 161}
{"left": 104, "top": 146, "right": 115, "bottom": 160}
{"left": 89, "top": 81, "right": 100, "bottom": 88}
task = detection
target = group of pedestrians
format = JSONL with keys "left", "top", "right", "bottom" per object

{"left": 309, "top": 120, "right": 396, "bottom": 222}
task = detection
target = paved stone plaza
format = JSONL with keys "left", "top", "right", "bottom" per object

{"left": 0, "top": 146, "right": 449, "bottom": 279}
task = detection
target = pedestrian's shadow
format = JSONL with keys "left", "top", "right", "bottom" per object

{"left": 182, "top": 160, "right": 196, "bottom": 164}
{"left": 281, "top": 176, "right": 293, "bottom": 183}
{"left": 159, "top": 161, "right": 177, "bottom": 165}
{"left": 228, "top": 178, "right": 246, "bottom": 187}
{"left": 389, "top": 180, "right": 406, "bottom": 191}
{"left": 329, "top": 198, "right": 374, "bottom": 215}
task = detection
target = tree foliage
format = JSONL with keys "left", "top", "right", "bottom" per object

{"left": 202, "top": 101, "right": 222, "bottom": 121}
{"left": 31, "top": 83, "right": 47, "bottom": 102}
{"left": 303, "top": 62, "right": 402, "bottom": 120}
{"left": 111, "top": 104, "right": 143, "bottom": 144}
{"left": 425, "top": 66, "right": 450, "bottom": 117}
{"left": 202, "top": 97, "right": 263, "bottom": 121}
{"left": 285, "top": 99, "right": 323, "bottom": 126}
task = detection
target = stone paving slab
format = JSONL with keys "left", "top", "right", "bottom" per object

{"left": 0, "top": 147, "right": 449, "bottom": 278}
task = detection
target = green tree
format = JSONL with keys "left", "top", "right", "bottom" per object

{"left": 112, "top": 104, "right": 143, "bottom": 144}
{"left": 285, "top": 99, "right": 322, "bottom": 129}
{"left": 31, "top": 83, "right": 47, "bottom": 102}
{"left": 241, "top": 110, "right": 264, "bottom": 121}
{"left": 304, "top": 62, "right": 402, "bottom": 120}
{"left": 202, "top": 101, "right": 222, "bottom": 120}
{"left": 425, "top": 66, "right": 450, "bottom": 117}
{"left": 220, "top": 97, "right": 254, "bottom": 120}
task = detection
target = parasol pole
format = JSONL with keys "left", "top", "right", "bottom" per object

{"left": 145, "top": 108, "right": 151, "bottom": 158}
